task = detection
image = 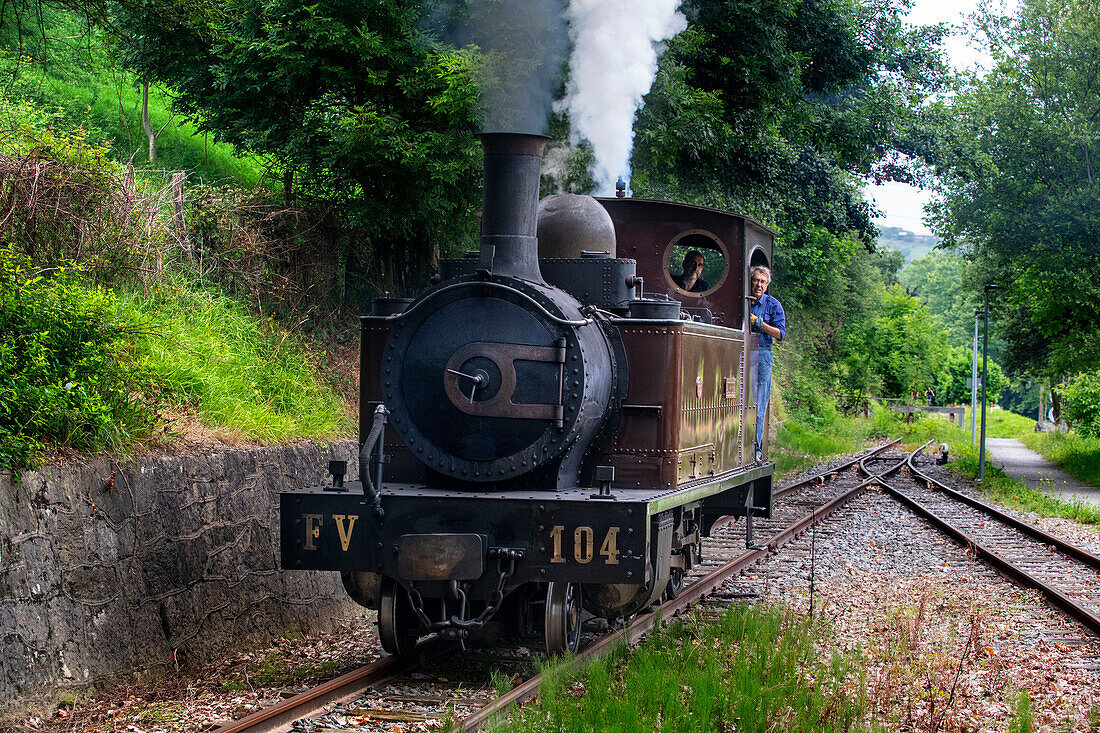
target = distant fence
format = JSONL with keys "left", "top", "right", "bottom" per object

{"left": 889, "top": 405, "right": 965, "bottom": 428}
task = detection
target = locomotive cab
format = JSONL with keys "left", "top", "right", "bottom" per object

{"left": 280, "top": 133, "right": 775, "bottom": 656}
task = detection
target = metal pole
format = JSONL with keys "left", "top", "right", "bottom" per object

{"left": 971, "top": 311, "right": 980, "bottom": 443}
{"left": 979, "top": 285, "right": 999, "bottom": 481}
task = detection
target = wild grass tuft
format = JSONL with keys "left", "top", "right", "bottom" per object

{"left": 493, "top": 604, "right": 876, "bottom": 733}
{"left": 1008, "top": 691, "right": 1033, "bottom": 733}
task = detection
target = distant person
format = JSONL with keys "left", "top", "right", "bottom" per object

{"left": 748, "top": 265, "right": 785, "bottom": 462}
{"left": 673, "top": 250, "right": 710, "bottom": 292}
{"left": 925, "top": 387, "right": 935, "bottom": 406}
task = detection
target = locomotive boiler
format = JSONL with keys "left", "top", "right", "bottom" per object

{"left": 280, "top": 133, "right": 776, "bottom": 656}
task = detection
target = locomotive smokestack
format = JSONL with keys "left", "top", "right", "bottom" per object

{"left": 478, "top": 132, "right": 550, "bottom": 282}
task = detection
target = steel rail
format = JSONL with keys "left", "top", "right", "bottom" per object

{"left": 876, "top": 446, "right": 1100, "bottom": 637}
{"left": 209, "top": 639, "right": 441, "bottom": 733}
{"left": 773, "top": 438, "right": 900, "bottom": 499}
{"left": 904, "top": 450, "right": 1100, "bottom": 572}
{"left": 856, "top": 440, "right": 924, "bottom": 483}
{"left": 462, "top": 449, "right": 895, "bottom": 731}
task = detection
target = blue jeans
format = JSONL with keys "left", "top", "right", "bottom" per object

{"left": 755, "top": 349, "right": 773, "bottom": 452}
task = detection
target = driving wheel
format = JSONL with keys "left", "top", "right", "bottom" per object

{"left": 379, "top": 576, "right": 418, "bottom": 657}
{"left": 664, "top": 567, "right": 685, "bottom": 600}
{"left": 544, "top": 581, "right": 582, "bottom": 656}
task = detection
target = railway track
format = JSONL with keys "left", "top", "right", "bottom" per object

{"left": 863, "top": 442, "right": 1100, "bottom": 636}
{"left": 213, "top": 440, "right": 1100, "bottom": 732}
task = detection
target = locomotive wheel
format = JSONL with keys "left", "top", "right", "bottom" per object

{"left": 379, "top": 577, "right": 417, "bottom": 657}
{"left": 664, "top": 568, "right": 685, "bottom": 601}
{"left": 544, "top": 581, "right": 582, "bottom": 656}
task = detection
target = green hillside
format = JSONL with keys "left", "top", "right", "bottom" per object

{"left": 0, "top": 7, "right": 352, "bottom": 472}
{"left": 876, "top": 226, "right": 940, "bottom": 264}
{"left": 0, "top": 5, "right": 264, "bottom": 186}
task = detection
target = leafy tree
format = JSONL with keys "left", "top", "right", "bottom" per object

{"left": 630, "top": 0, "right": 950, "bottom": 311}
{"left": 110, "top": 0, "right": 485, "bottom": 283}
{"left": 931, "top": 0, "right": 1100, "bottom": 383}
{"left": 1000, "top": 377, "right": 1041, "bottom": 419}
{"left": 899, "top": 250, "right": 976, "bottom": 348}
{"left": 1059, "top": 372, "right": 1100, "bottom": 437}
{"left": 934, "top": 345, "right": 1007, "bottom": 407}
{"left": 863, "top": 283, "right": 947, "bottom": 398}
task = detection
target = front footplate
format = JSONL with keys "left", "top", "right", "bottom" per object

{"left": 280, "top": 483, "right": 649, "bottom": 588}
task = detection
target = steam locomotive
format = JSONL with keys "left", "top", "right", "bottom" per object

{"left": 280, "top": 133, "right": 775, "bottom": 656}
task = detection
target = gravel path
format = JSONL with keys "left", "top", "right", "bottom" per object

{"left": 986, "top": 438, "right": 1100, "bottom": 507}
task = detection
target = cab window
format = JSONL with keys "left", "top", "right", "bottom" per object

{"left": 665, "top": 232, "right": 727, "bottom": 297}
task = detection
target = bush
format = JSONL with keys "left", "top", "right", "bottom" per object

{"left": 0, "top": 100, "right": 177, "bottom": 282}
{"left": 1058, "top": 371, "right": 1100, "bottom": 437}
{"left": 0, "top": 248, "right": 152, "bottom": 471}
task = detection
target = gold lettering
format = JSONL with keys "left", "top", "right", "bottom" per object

{"left": 333, "top": 514, "right": 359, "bottom": 552}
{"left": 303, "top": 514, "right": 323, "bottom": 551}
{"left": 550, "top": 525, "right": 566, "bottom": 563}
{"left": 599, "top": 527, "right": 620, "bottom": 565}
{"left": 574, "top": 526, "right": 594, "bottom": 564}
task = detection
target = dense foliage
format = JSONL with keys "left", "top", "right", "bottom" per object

{"left": 931, "top": 0, "right": 1100, "bottom": 386}
{"left": 110, "top": 0, "right": 484, "bottom": 280}
{"left": 0, "top": 1, "right": 262, "bottom": 183}
{"left": 619, "top": 0, "right": 957, "bottom": 420}
{"left": 898, "top": 250, "right": 976, "bottom": 349}
{"left": 0, "top": 248, "right": 151, "bottom": 469}
{"left": 1059, "top": 372, "right": 1100, "bottom": 438}
{"left": 631, "top": 0, "right": 949, "bottom": 309}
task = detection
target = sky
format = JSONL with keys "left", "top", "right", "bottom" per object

{"left": 865, "top": 0, "right": 994, "bottom": 237}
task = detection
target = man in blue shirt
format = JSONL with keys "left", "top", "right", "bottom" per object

{"left": 748, "top": 265, "right": 785, "bottom": 462}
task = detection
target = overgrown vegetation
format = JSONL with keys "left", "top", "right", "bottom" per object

{"left": 119, "top": 278, "right": 348, "bottom": 443}
{"left": 0, "top": 248, "right": 153, "bottom": 468}
{"left": 492, "top": 605, "right": 874, "bottom": 733}
{"left": 0, "top": 80, "right": 351, "bottom": 472}
{"left": 0, "top": 2, "right": 262, "bottom": 184}
{"left": 1058, "top": 372, "right": 1100, "bottom": 437}
{"left": 491, "top": 599, "right": 1049, "bottom": 732}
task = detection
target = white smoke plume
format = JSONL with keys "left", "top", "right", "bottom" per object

{"left": 564, "top": 0, "right": 686, "bottom": 195}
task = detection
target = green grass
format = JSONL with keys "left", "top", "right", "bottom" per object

{"left": 1008, "top": 692, "right": 1033, "bottom": 733}
{"left": 1020, "top": 431, "right": 1100, "bottom": 489}
{"left": 773, "top": 412, "right": 890, "bottom": 479}
{"left": 0, "top": 7, "right": 265, "bottom": 187}
{"left": 119, "top": 276, "right": 351, "bottom": 443}
{"left": 131, "top": 703, "right": 183, "bottom": 723}
{"left": 490, "top": 604, "right": 878, "bottom": 733}
{"left": 983, "top": 407, "right": 1036, "bottom": 439}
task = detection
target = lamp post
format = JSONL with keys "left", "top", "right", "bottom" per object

{"left": 971, "top": 309, "right": 982, "bottom": 444}
{"left": 978, "top": 284, "right": 1000, "bottom": 481}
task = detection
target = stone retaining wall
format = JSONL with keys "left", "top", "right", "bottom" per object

{"left": 0, "top": 441, "right": 365, "bottom": 718}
